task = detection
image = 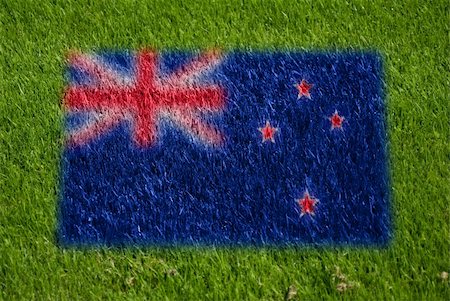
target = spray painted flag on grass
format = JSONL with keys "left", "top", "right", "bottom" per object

{"left": 59, "top": 50, "right": 390, "bottom": 246}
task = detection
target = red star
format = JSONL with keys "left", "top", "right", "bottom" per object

{"left": 258, "top": 121, "right": 278, "bottom": 143}
{"left": 329, "top": 110, "right": 345, "bottom": 129}
{"left": 296, "top": 79, "right": 313, "bottom": 99}
{"left": 297, "top": 191, "right": 318, "bottom": 216}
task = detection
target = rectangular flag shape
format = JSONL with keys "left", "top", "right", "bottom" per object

{"left": 59, "top": 50, "right": 390, "bottom": 246}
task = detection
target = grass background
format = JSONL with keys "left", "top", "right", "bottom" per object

{"left": 0, "top": 0, "right": 448, "bottom": 299}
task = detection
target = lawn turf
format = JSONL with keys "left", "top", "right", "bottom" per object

{"left": 0, "top": 0, "right": 449, "bottom": 299}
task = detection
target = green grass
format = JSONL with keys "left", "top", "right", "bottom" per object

{"left": 0, "top": 0, "right": 449, "bottom": 299}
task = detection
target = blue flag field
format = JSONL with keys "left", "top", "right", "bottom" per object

{"left": 59, "top": 50, "right": 389, "bottom": 246}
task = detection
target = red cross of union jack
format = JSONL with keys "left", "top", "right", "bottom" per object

{"left": 63, "top": 50, "right": 226, "bottom": 147}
